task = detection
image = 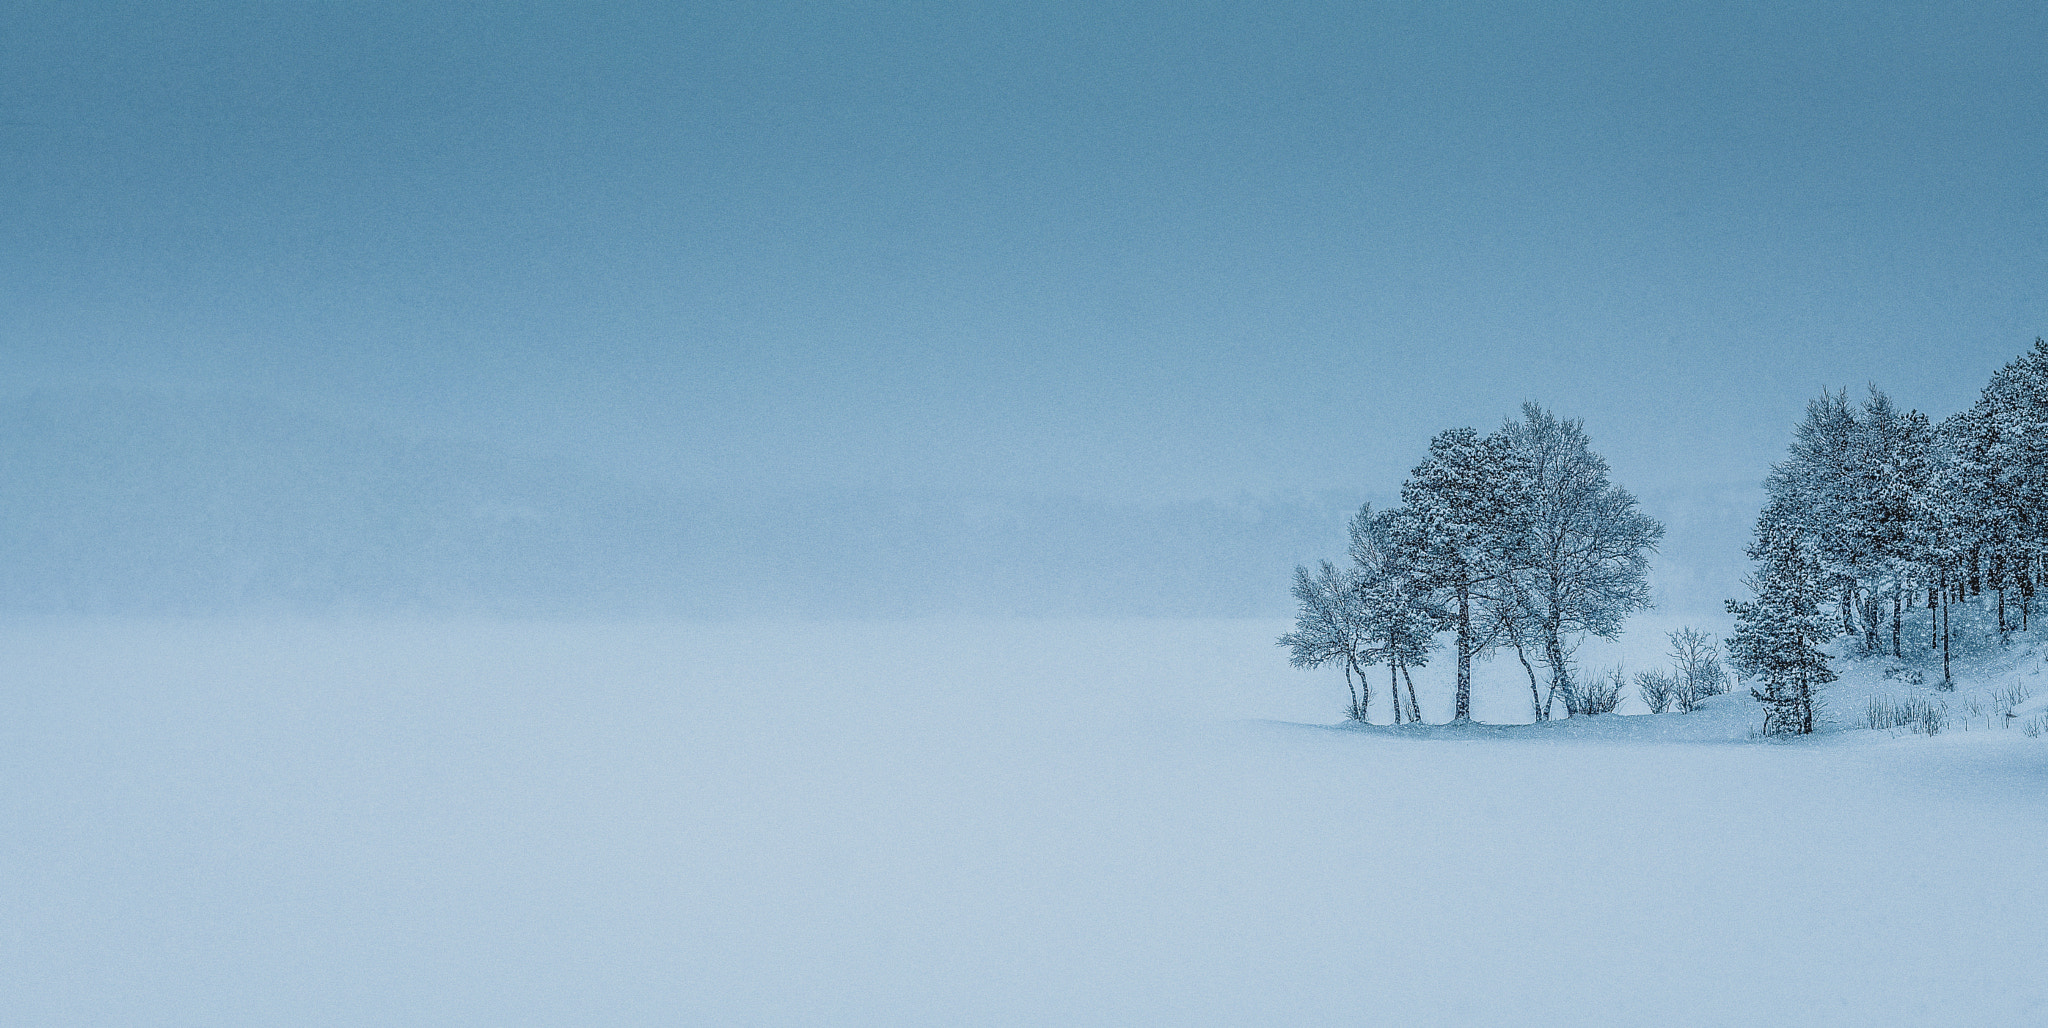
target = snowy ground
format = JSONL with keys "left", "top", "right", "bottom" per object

{"left": 5, "top": 617, "right": 2047, "bottom": 1026}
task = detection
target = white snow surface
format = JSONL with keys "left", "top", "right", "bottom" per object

{"left": 4, "top": 617, "right": 2046, "bottom": 1026}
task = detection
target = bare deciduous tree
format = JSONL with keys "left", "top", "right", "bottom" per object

{"left": 1278, "top": 560, "right": 1373, "bottom": 721}
{"left": 1499, "top": 404, "right": 1663, "bottom": 719}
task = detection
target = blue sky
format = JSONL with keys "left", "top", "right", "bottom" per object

{"left": 5, "top": 1, "right": 2043, "bottom": 509}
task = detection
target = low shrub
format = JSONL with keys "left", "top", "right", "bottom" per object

{"left": 1867, "top": 692, "right": 1948, "bottom": 736}
{"left": 1636, "top": 669, "right": 1677, "bottom": 714}
{"left": 1562, "top": 665, "right": 1625, "bottom": 717}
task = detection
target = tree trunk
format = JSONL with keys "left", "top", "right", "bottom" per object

{"left": 1387, "top": 664, "right": 1402, "bottom": 724}
{"left": 1841, "top": 585, "right": 1855, "bottom": 637}
{"left": 1343, "top": 661, "right": 1363, "bottom": 721}
{"left": 1453, "top": 584, "right": 1473, "bottom": 722}
{"left": 1402, "top": 665, "right": 1423, "bottom": 725}
{"left": 1892, "top": 588, "right": 1902, "bottom": 657}
{"left": 1930, "top": 585, "right": 1940, "bottom": 649}
{"left": 1941, "top": 597, "right": 1953, "bottom": 690}
{"left": 2024, "top": 570, "right": 2034, "bottom": 631}
{"left": 1511, "top": 637, "right": 1544, "bottom": 721}
{"left": 1541, "top": 627, "right": 1570, "bottom": 721}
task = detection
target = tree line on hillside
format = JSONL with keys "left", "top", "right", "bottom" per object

{"left": 1729, "top": 339, "right": 2048, "bottom": 734}
{"left": 1280, "top": 403, "right": 1664, "bottom": 724}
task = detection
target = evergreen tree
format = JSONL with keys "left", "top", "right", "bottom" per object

{"left": 1944, "top": 339, "right": 2048, "bottom": 634}
{"left": 1847, "top": 390, "right": 1934, "bottom": 656}
{"left": 1399, "top": 428, "right": 1536, "bottom": 723}
{"left": 1765, "top": 389, "right": 1862, "bottom": 636}
{"left": 1726, "top": 509, "right": 1836, "bottom": 734}
{"left": 1723, "top": 341, "right": 2048, "bottom": 702}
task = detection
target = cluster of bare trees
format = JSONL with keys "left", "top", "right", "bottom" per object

{"left": 1635, "top": 628, "right": 1731, "bottom": 715}
{"left": 1283, "top": 404, "right": 1663, "bottom": 723}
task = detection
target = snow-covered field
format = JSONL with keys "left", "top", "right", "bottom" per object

{"left": 6, "top": 618, "right": 2046, "bottom": 1026}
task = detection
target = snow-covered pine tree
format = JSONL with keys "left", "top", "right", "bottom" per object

{"left": 1939, "top": 404, "right": 2010, "bottom": 627}
{"left": 1765, "top": 389, "right": 1863, "bottom": 637}
{"left": 1498, "top": 403, "right": 1662, "bottom": 719}
{"left": 1946, "top": 339, "right": 2048, "bottom": 634}
{"left": 1727, "top": 508, "right": 1836, "bottom": 734}
{"left": 1847, "top": 389, "right": 1935, "bottom": 656}
{"left": 1758, "top": 387, "right": 1946, "bottom": 657}
{"left": 1732, "top": 342, "right": 2048, "bottom": 697}
{"left": 1399, "top": 428, "right": 1535, "bottom": 723}
{"left": 1994, "top": 343, "right": 2048, "bottom": 630}
{"left": 1912, "top": 441, "right": 1972, "bottom": 688}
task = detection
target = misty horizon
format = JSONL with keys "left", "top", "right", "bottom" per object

{"left": 7, "top": 3, "right": 2041, "bottom": 526}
